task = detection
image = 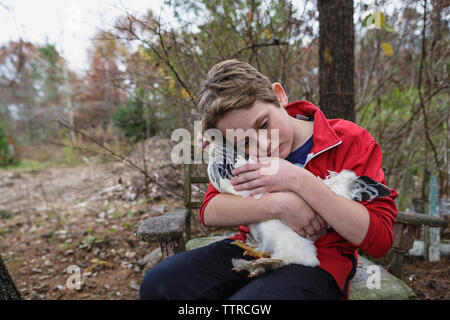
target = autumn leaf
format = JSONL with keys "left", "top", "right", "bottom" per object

{"left": 168, "top": 78, "right": 175, "bottom": 90}
{"left": 87, "top": 259, "right": 112, "bottom": 272}
{"left": 263, "top": 29, "right": 271, "bottom": 39}
{"left": 181, "top": 88, "right": 190, "bottom": 99}
{"left": 381, "top": 42, "right": 394, "bottom": 56}
{"left": 118, "top": 44, "right": 129, "bottom": 57}
{"left": 247, "top": 10, "right": 253, "bottom": 23}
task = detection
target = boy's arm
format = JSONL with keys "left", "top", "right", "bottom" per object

{"left": 288, "top": 141, "right": 397, "bottom": 257}
{"left": 288, "top": 168, "right": 370, "bottom": 245}
{"left": 202, "top": 192, "right": 276, "bottom": 227}
{"left": 200, "top": 183, "right": 327, "bottom": 236}
{"left": 200, "top": 181, "right": 275, "bottom": 227}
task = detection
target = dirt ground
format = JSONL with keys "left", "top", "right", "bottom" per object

{"left": 0, "top": 137, "right": 216, "bottom": 300}
{"left": 401, "top": 255, "right": 450, "bottom": 300}
{"left": 0, "top": 138, "right": 448, "bottom": 300}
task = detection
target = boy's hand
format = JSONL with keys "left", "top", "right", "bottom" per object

{"left": 273, "top": 191, "right": 328, "bottom": 238}
{"left": 230, "top": 157, "right": 296, "bottom": 196}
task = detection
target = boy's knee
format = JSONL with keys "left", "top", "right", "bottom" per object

{"left": 139, "top": 264, "right": 176, "bottom": 300}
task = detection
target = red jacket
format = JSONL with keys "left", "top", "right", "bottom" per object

{"left": 199, "top": 100, "right": 398, "bottom": 299}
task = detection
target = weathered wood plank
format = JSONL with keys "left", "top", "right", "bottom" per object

{"left": 189, "top": 201, "right": 202, "bottom": 209}
{"left": 191, "top": 176, "right": 209, "bottom": 184}
{"left": 396, "top": 211, "right": 448, "bottom": 228}
{"left": 183, "top": 164, "right": 192, "bottom": 207}
{"left": 136, "top": 208, "right": 189, "bottom": 243}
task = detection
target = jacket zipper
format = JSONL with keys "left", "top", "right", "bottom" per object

{"left": 304, "top": 140, "right": 342, "bottom": 166}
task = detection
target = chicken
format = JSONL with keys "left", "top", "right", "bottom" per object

{"left": 203, "top": 136, "right": 391, "bottom": 277}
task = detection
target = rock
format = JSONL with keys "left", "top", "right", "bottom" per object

{"left": 44, "top": 260, "right": 53, "bottom": 266}
{"left": 129, "top": 282, "right": 140, "bottom": 291}
{"left": 136, "top": 247, "right": 162, "bottom": 268}
{"left": 185, "top": 235, "right": 234, "bottom": 250}
{"left": 40, "top": 232, "right": 53, "bottom": 239}
{"left": 121, "top": 261, "right": 133, "bottom": 269}
{"left": 348, "top": 256, "right": 416, "bottom": 300}
{"left": 83, "top": 271, "right": 93, "bottom": 278}
{"left": 33, "top": 283, "right": 49, "bottom": 293}
{"left": 125, "top": 250, "right": 136, "bottom": 259}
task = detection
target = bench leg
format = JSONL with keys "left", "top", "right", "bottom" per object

{"left": 388, "top": 222, "right": 417, "bottom": 278}
{"left": 159, "top": 238, "right": 185, "bottom": 260}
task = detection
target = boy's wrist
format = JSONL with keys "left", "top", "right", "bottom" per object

{"left": 286, "top": 165, "right": 308, "bottom": 196}
{"left": 263, "top": 192, "right": 285, "bottom": 219}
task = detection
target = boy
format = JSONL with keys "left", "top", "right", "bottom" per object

{"left": 139, "top": 59, "right": 397, "bottom": 300}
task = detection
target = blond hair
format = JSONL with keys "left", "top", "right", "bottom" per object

{"left": 197, "top": 59, "right": 279, "bottom": 133}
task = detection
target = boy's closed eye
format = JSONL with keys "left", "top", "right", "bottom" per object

{"left": 260, "top": 118, "right": 269, "bottom": 129}
{"left": 237, "top": 118, "right": 270, "bottom": 151}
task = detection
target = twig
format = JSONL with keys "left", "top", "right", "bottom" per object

{"left": 230, "top": 40, "right": 289, "bottom": 59}
{"left": 417, "top": 0, "right": 441, "bottom": 179}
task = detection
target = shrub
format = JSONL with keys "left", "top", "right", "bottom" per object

{"left": 0, "top": 125, "right": 18, "bottom": 167}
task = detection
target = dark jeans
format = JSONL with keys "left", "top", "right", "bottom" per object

{"left": 139, "top": 239, "right": 342, "bottom": 300}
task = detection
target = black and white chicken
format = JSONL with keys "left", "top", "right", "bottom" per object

{"left": 202, "top": 135, "right": 391, "bottom": 277}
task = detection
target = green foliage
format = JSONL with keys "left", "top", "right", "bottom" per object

{"left": 33, "top": 43, "right": 64, "bottom": 105}
{"left": 1, "top": 159, "right": 53, "bottom": 173}
{"left": 0, "top": 209, "right": 13, "bottom": 220}
{"left": 111, "top": 86, "right": 177, "bottom": 141}
{"left": 111, "top": 101, "right": 150, "bottom": 141}
{"left": 0, "top": 228, "right": 11, "bottom": 235}
{"left": 62, "top": 140, "right": 82, "bottom": 165}
{"left": 79, "top": 234, "right": 102, "bottom": 249}
{"left": 357, "top": 86, "right": 448, "bottom": 193}
{"left": 358, "top": 87, "right": 417, "bottom": 137}
{"left": 0, "top": 125, "right": 18, "bottom": 167}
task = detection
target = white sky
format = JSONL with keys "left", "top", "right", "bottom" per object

{"left": 0, "top": 0, "right": 166, "bottom": 73}
{"left": 0, "top": 0, "right": 401, "bottom": 74}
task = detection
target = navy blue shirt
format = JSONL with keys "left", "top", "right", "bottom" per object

{"left": 285, "top": 135, "right": 313, "bottom": 168}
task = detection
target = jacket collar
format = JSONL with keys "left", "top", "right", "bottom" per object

{"left": 284, "top": 100, "right": 342, "bottom": 163}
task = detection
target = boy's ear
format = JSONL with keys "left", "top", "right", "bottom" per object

{"left": 271, "top": 82, "right": 289, "bottom": 108}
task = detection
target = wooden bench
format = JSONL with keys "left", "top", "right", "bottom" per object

{"left": 136, "top": 164, "right": 448, "bottom": 299}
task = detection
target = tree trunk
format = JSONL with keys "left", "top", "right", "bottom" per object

{"left": 0, "top": 256, "right": 22, "bottom": 300}
{"left": 318, "top": 0, "right": 355, "bottom": 121}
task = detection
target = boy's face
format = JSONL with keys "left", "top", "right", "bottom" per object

{"left": 216, "top": 84, "right": 293, "bottom": 159}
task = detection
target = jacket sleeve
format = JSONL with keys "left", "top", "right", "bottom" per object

{"left": 342, "top": 140, "right": 398, "bottom": 258}
{"left": 199, "top": 183, "right": 220, "bottom": 226}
